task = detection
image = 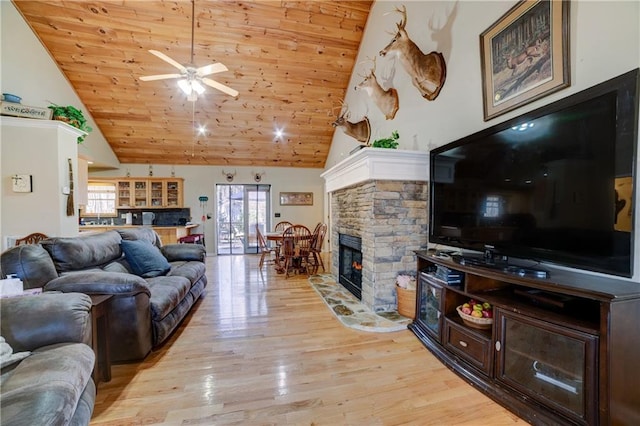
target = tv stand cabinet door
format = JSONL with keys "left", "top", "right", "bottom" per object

{"left": 494, "top": 308, "right": 598, "bottom": 425}
{"left": 416, "top": 274, "right": 444, "bottom": 342}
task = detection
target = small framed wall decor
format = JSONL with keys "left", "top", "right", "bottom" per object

{"left": 12, "top": 174, "right": 32, "bottom": 193}
{"left": 480, "top": 0, "right": 570, "bottom": 121}
{"left": 279, "top": 192, "right": 313, "bottom": 206}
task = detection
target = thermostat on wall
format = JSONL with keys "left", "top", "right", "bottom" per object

{"left": 11, "top": 174, "right": 32, "bottom": 193}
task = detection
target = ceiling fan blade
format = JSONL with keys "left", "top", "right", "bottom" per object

{"left": 139, "top": 73, "right": 182, "bottom": 81}
{"left": 197, "top": 63, "right": 228, "bottom": 77}
{"left": 202, "top": 78, "right": 239, "bottom": 97}
{"left": 148, "top": 50, "right": 186, "bottom": 72}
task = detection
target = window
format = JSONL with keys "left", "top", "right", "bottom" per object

{"left": 84, "top": 182, "right": 117, "bottom": 216}
{"left": 483, "top": 195, "right": 502, "bottom": 218}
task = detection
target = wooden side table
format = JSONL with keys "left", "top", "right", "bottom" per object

{"left": 89, "top": 294, "right": 113, "bottom": 385}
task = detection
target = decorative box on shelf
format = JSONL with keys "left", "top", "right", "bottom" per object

{"left": 0, "top": 102, "right": 51, "bottom": 120}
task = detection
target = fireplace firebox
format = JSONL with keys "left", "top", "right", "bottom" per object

{"left": 338, "top": 234, "right": 362, "bottom": 299}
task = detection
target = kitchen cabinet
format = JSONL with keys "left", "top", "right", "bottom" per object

{"left": 412, "top": 250, "right": 640, "bottom": 425}
{"left": 93, "top": 178, "right": 183, "bottom": 209}
{"left": 149, "top": 179, "right": 182, "bottom": 207}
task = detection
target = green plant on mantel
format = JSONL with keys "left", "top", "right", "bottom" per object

{"left": 372, "top": 130, "right": 399, "bottom": 149}
{"left": 48, "top": 103, "right": 93, "bottom": 143}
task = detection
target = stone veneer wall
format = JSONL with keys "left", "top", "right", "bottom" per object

{"left": 331, "top": 180, "right": 428, "bottom": 312}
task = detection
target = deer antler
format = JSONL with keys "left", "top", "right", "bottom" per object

{"left": 394, "top": 5, "right": 407, "bottom": 28}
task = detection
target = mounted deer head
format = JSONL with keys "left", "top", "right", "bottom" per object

{"left": 379, "top": 5, "right": 447, "bottom": 101}
{"left": 355, "top": 56, "right": 399, "bottom": 120}
{"left": 222, "top": 169, "right": 236, "bottom": 182}
{"left": 330, "top": 103, "right": 371, "bottom": 145}
{"left": 252, "top": 171, "right": 265, "bottom": 182}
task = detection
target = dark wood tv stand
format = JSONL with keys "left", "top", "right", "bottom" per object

{"left": 412, "top": 250, "right": 640, "bottom": 425}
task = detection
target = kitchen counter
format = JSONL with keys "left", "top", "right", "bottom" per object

{"left": 79, "top": 224, "right": 199, "bottom": 245}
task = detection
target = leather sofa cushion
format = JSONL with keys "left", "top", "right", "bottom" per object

{"left": 167, "top": 261, "right": 206, "bottom": 285}
{"left": 147, "top": 276, "right": 191, "bottom": 320}
{"left": 118, "top": 228, "right": 161, "bottom": 246}
{"left": 42, "top": 231, "right": 123, "bottom": 273}
{"left": 0, "top": 342, "right": 95, "bottom": 426}
{"left": 0, "top": 244, "right": 58, "bottom": 289}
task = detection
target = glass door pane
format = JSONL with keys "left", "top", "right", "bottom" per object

{"left": 495, "top": 309, "right": 598, "bottom": 423}
{"left": 150, "top": 181, "right": 163, "bottom": 207}
{"left": 418, "top": 274, "right": 443, "bottom": 342}
{"left": 245, "top": 185, "right": 270, "bottom": 253}
{"left": 133, "top": 180, "right": 147, "bottom": 207}
{"left": 217, "top": 184, "right": 270, "bottom": 255}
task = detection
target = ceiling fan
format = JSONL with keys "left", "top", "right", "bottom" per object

{"left": 139, "top": 0, "right": 238, "bottom": 100}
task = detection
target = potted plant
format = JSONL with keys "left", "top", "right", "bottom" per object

{"left": 48, "top": 103, "right": 93, "bottom": 143}
{"left": 396, "top": 273, "right": 417, "bottom": 319}
{"left": 372, "top": 130, "right": 399, "bottom": 149}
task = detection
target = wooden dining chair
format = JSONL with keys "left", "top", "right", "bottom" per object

{"left": 14, "top": 232, "right": 49, "bottom": 246}
{"left": 281, "top": 224, "right": 312, "bottom": 278}
{"left": 309, "top": 223, "right": 327, "bottom": 274}
{"left": 255, "top": 225, "right": 277, "bottom": 269}
{"left": 274, "top": 221, "right": 293, "bottom": 259}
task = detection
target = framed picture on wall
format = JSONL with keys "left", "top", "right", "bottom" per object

{"left": 279, "top": 192, "right": 313, "bottom": 206}
{"left": 480, "top": 0, "right": 570, "bottom": 121}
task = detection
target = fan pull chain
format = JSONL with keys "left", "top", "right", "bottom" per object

{"left": 191, "top": 100, "right": 196, "bottom": 158}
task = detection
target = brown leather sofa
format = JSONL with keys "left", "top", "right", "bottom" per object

{"left": 1, "top": 228, "right": 206, "bottom": 362}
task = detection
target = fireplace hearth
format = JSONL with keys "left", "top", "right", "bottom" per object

{"left": 338, "top": 234, "right": 362, "bottom": 300}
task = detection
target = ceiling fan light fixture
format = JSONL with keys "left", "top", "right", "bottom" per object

{"left": 192, "top": 80, "right": 205, "bottom": 95}
{"left": 178, "top": 79, "right": 193, "bottom": 95}
{"left": 140, "top": 0, "right": 237, "bottom": 98}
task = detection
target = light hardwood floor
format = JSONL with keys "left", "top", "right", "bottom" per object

{"left": 91, "top": 254, "right": 524, "bottom": 425}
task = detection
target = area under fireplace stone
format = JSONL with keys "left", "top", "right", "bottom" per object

{"left": 321, "top": 148, "right": 429, "bottom": 313}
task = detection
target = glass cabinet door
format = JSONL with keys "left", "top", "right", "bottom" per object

{"left": 166, "top": 180, "right": 181, "bottom": 207}
{"left": 495, "top": 309, "right": 598, "bottom": 424}
{"left": 117, "top": 181, "right": 132, "bottom": 208}
{"left": 417, "top": 274, "right": 444, "bottom": 342}
{"left": 150, "top": 181, "right": 163, "bottom": 207}
{"left": 133, "top": 180, "right": 148, "bottom": 207}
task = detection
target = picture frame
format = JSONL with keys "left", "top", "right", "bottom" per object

{"left": 11, "top": 174, "right": 33, "bottom": 193}
{"left": 279, "top": 192, "right": 313, "bottom": 206}
{"left": 480, "top": 0, "right": 570, "bottom": 121}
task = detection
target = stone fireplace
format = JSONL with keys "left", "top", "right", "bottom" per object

{"left": 321, "top": 148, "right": 429, "bottom": 312}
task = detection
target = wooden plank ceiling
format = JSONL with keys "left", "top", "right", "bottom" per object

{"left": 14, "top": 1, "right": 372, "bottom": 168}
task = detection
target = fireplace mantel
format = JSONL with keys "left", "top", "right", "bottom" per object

{"left": 321, "top": 148, "right": 429, "bottom": 192}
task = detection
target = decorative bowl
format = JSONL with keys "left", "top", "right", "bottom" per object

{"left": 2, "top": 93, "right": 21, "bottom": 103}
{"left": 456, "top": 305, "right": 493, "bottom": 329}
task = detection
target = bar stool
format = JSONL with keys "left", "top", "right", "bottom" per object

{"left": 178, "top": 233, "right": 205, "bottom": 246}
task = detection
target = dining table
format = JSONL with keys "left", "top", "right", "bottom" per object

{"left": 265, "top": 229, "right": 312, "bottom": 275}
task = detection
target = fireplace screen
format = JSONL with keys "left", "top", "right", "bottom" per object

{"left": 339, "top": 234, "right": 362, "bottom": 299}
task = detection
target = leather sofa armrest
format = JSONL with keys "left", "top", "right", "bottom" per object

{"left": 161, "top": 244, "right": 206, "bottom": 262}
{"left": 0, "top": 292, "right": 92, "bottom": 352}
{"left": 45, "top": 271, "right": 151, "bottom": 297}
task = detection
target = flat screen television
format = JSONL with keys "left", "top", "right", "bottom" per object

{"left": 430, "top": 69, "right": 639, "bottom": 277}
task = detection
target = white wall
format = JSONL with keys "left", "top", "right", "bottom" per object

{"left": 326, "top": 0, "right": 640, "bottom": 281}
{"left": 90, "top": 164, "right": 326, "bottom": 254}
{"left": 0, "top": 1, "right": 119, "bottom": 169}
{"left": 1, "top": 118, "right": 84, "bottom": 247}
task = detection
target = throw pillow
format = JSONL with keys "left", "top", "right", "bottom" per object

{"left": 0, "top": 336, "right": 30, "bottom": 370}
{"left": 120, "top": 239, "right": 171, "bottom": 278}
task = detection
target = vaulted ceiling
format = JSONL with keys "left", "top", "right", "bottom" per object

{"left": 13, "top": 1, "right": 373, "bottom": 168}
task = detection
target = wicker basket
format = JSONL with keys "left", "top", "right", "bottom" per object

{"left": 396, "top": 284, "right": 416, "bottom": 319}
{"left": 456, "top": 305, "right": 493, "bottom": 329}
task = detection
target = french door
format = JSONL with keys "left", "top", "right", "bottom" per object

{"left": 216, "top": 184, "right": 271, "bottom": 255}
